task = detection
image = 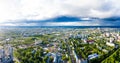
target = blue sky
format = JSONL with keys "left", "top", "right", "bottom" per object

{"left": 0, "top": 0, "right": 120, "bottom": 26}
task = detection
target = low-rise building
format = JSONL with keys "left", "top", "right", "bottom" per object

{"left": 106, "top": 42, "right": 115, "bottom": 47}
{"left": 87, "top": 40, "right": 94, "bottom": 44}
{"left": 88, "top": 53, "right": 99, "bottom": 60}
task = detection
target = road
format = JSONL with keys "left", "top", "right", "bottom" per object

{"left": 65, "top": 39, "right": 75, "bottom": 63}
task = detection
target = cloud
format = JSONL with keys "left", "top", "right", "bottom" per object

{"left": 0, "top": 0, "right": 120, "bottom": 23}
{"left": 1, "top": 20, "right": 120, "bottom": 26}
{"left": 0, "top": 22, "right": 37, "bottom": 26}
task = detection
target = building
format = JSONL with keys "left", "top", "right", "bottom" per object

{"left": 102, "top": 49, "right": 108, "bottom": 53}
{"left": 34, "top": 39, "right": 42, "bottom": 45}
{"left": 0, "top": 45, "right": 13, "bottom": 63}
{"left": 0, "top": 49, "right": 5, "bottom": 63}
{"left": 87, "top": 40, "right": 94, "bottom": 44}
{"left": 88, "top": 53, "right": 99, "bottom": 60}
{"left": 72, "top": 50, "right": 81, "bottom": 63}
{"left": 46, "top": 53, "right": 62, "bottom": 63}
{"left": 106, "top": 42, "right": 115, "bottom": 47}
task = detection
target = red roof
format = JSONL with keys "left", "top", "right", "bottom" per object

{"left": 87, "top": 40, "right": 94, "bottom": 42}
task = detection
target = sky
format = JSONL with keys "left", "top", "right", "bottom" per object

{"left": 0, "top": 0, "right": 120, "bottom": 26}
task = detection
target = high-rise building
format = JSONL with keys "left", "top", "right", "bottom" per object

{"left": 0, "top": 45, "right": 13, "bottom": 63}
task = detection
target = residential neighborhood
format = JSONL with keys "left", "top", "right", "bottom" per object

{"left": 0, "top": 28, "right": 120, "bottom": 63}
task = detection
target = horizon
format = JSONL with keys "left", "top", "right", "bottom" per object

{"left": 1, "top": 26, "right": 120, "bottom": 28}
